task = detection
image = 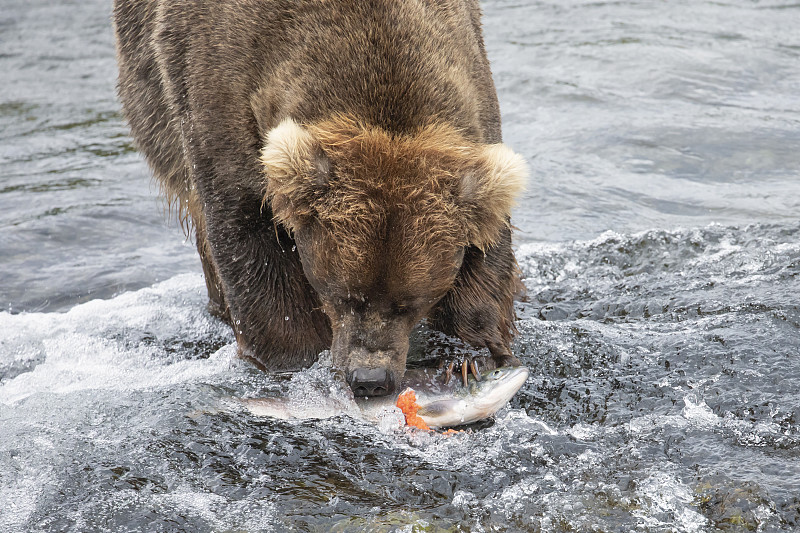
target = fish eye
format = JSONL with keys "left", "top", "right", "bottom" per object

{"left": 492, "top": 370, "right": 501, "bottom": 378}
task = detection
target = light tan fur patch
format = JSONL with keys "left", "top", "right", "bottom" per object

{"left": 260, "top": 114, "right": 527, "bottom": 256}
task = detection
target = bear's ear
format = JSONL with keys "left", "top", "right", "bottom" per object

{"left": 459, "top": 143, "right": 528, "bottom": 250}
{"left": 260, "top": 118, "right": 329, "bottom": 231}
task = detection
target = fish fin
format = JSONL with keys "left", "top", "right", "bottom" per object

{"left": 417, "top": 400, "right": 462, "bottom": 417}
{"left": 240, "top": 397, "right": 292, "bottom": 419}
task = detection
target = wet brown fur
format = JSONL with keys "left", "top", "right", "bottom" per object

{"left": 113, "top": 0, "right": 527, "bottom": 378}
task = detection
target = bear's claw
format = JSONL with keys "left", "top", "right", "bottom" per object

{"left": 470, "top": 360, "right": 481, "bottom": 381}
{"left": 442, "top": 358, "right": 484, "bottom": 387}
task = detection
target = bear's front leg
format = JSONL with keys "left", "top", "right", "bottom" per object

{"left": 429, "top": 227, "right": 523, "bottom": 371}
{"left": 202, "top": 196, "right": 332, "bottom": 371}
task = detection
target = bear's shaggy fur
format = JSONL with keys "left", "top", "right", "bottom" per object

{"left": 114, "top": 0, "right": 527, "bottom": 392}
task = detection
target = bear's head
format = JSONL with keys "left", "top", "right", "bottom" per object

{"left": 261, "top": 115, "right": 526, "bottom": 396}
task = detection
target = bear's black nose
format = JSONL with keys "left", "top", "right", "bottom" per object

{"left": 348, "top": 367, "right": 393, "bottom": 397}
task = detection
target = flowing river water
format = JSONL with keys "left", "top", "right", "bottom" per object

{"left": 1, "top": 0, "right": 799, "bottom": 531}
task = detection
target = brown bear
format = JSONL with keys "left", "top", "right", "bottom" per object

{"left": 113, "top": 0, "right": 527, "bottom": 396}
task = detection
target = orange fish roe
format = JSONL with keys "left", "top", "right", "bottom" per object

{"left": 395, "top": 388, "right": 430, "bottom": 430}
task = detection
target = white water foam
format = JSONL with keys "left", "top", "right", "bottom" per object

{"left": 0, "top": 273, "right": 236, "bottom": 405}
{"left": 0, "top": 274, "right": 241, "bottom": 530}
{"left": 153, "top": 485, "right": 277, "bottom": 532}
{"left": 634, "top": 470, "right": 708, "bottom": 533}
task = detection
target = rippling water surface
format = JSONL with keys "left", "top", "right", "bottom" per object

{"left": 2, "top": 0, "right": 799, "bottom": 531}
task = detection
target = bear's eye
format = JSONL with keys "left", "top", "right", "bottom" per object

{"left": 341, "top": 297, "right": 367, "bottom": 314}
{"left": 390, "top": 303, "right": 410, "bottom": 317}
